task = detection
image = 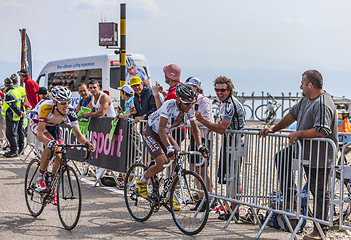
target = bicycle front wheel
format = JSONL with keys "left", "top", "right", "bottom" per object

{"left": 24, "top": 158, "right": 45, "bottom": 216}
{"left": 57, "top": 166, "right": 82, "bottom": 230}
{"left": 124, "top": 163, "right": 153, "bottom": 222}
{"left": 170, "top": 170, "right": 209, "bottom": 235}
{"left": 255, "top": 104, "right": 277, "bottom": 122}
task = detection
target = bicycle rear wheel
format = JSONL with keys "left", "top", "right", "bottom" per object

{"left": 57, "top": 166, "right": 82, "bottom": 230}
{"left": 333, "top": 171, "right": 351, "bottom": 224}
{"left": 170, "top": 170, "right": 209, "bottom": 235}
{"left": 24, "top": 158, "right": 45, "bottom": 216}
{"left": 124, "top": 163, "right": 153, "bottom": 222}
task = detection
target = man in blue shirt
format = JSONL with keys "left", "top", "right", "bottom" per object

{"left": 75, "top": 83, "right": 92, "bottom": 113}
{"left": 130, "top": 77, "right": 156, "bottom": 123}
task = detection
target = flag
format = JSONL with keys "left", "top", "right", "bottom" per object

{"left": 19, "top": 29, "right": 32, "bottom": 77}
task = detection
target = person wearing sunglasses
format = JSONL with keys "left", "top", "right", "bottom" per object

{"left": 137, "top": 84, "right": 209, "bottom": 210}
{"left": 195, "top": 76, "right": 245, "bottom": 221}
{"left": 28, "top": 86, "right": 94, "bottom": 200}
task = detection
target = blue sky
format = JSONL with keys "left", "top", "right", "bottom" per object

{"left": 1, "top": 0, "right": 351, "bottom": 97}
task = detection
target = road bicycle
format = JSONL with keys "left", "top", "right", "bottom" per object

{"left": 24, "top": 143, "right": 90, "bottom": 230}
{"left": 255, "top": 95, "right": 290, "bottom": 126}
{"left": 124, "top": 151, "right": 210, "bottom": 235}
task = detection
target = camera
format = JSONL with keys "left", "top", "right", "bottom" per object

{"left": 194, "top": 103, "right": 199, "bottom": 111}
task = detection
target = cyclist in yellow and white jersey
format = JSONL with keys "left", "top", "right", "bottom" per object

{"left": 28, "top": 86, "right": 94, "bottom": 197}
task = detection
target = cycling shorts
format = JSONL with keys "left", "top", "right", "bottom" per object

{"left": 142, "top": 124, "right": 167, "bottom": 159}
{"left": 30, "top": 120, "right": 63, "bottom": 140}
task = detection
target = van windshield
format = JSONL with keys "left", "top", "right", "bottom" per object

{"left": 48, "top": 68, "right": 102, "bottom": 91}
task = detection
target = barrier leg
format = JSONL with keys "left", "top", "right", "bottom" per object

{"left": 315, "top": 222, "right": 326, "bottom": 240}
{"left": 289, "top": 217, "right": 304, "bottom": 240}
{"left": 80, "top": 162, "right": 91, "bottom": 180}
{"left": 256, "top": 210, "right": 273, "bottom": 239}
{"left": 224, "top": 204, "right": 240, "bottom": 228}
{"left": 71, "top": 160, "right": 82, "bottom": 176}
{"left": 94, "top": 168, "right": 106, "bottom": 187}
{"left": 21, "top": 146, "right": 34, "bottom": 162}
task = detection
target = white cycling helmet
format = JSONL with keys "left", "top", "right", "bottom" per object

{"left": 126, "top": 56, "right": 135, "bottom": 70}
{"left": 51, "top": 86, "right": 72, "bottom": 101}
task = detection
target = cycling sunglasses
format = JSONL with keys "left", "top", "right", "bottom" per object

{"left": 180, "top": 99, "right": 195, "bottom": 106}
{"left": 58, "top": 100, "right": 72, "bottom": 105}
{"left": 215, "top": 88, "right": 228, "bottom": 93}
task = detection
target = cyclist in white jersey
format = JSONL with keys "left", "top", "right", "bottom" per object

{"left": 82, "top": 80, "right": 116, "bottom": 118}
{"left": 137, "top": 84, "right": 209, "bottom": 210}
{"left": 29, "top": 86, "right": 94, "bottom": 202}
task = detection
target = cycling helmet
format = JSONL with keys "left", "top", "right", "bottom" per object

{"left": 126, "top": 56, "right": 135, "bottom": 70}
{"left": 175, "top": 84, "right": 196, "bottom": 101}
{"left": 4, "top": 78, "right": 13, "bottom": 86}
{"left": 10, "top": 74, "right": 18, "bottom": 82}
{"left": 51, "top": 86, "right": 72, "bottom": 101}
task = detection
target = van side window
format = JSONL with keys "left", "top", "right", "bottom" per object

{"left": 47, "top": 68, "right": 102, "bottom": 91}
{"left": 36, "top": 74, "right": 46, "bottom": 87}
{"left": 110, "top": 67, "right": 121, "bottom": 89}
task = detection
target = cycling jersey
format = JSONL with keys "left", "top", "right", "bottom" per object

{"left": 147, "top": 99, "right": 195, "bottom": 134}
{"left": 220, "top": 96, "right": 245, "bottom": 130}
{"left": 29, "top": 99, "right": 78, "bottom": 127}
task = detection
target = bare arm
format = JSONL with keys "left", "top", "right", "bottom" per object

{"left": 84, "top": 95, "right": 109, "bottom": 117}
{"left": 144, "top": 78, "right": 151, "bottom": 87}
{"left": 195, "top": 111, "right": 231, "bottom": 134}
{"left": 72, "top": 125, "right": 94, "bottom": 150}
{"left": 258, "top": 113, "right": 295, "bottom": 137}
{"left": 288, "top": 128, "right": 324, "bottom": 144}
{"left": 190, "top": 120, "right": 203, "bottom": 147}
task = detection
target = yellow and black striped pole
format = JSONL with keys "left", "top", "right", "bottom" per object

{"left": 120, "top": 3, "right": 126, "bottom": 88}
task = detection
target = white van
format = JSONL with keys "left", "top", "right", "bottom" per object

{"left": 36, "top": 53, "right": 151, "bottom": 107}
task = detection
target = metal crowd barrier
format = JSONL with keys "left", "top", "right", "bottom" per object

{"left": 17, "top": 116, "right": 349, "bottom": 239}
{"left": 21, "top": 122, "right": 43, "bottom": 162}
{"left": 125, "top": 121, "right": 345, "bottom": 240}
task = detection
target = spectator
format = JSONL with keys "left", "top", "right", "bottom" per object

{"left": 195, "top": 76, "right": 245, "bottom": 220}
{"left": 152, "top": 64, "right": 185, "bottom": 143}
{"left": 116, "top": 85, "right": 136, "bottom": 119}
{"left": 10, "top": 73, "right": 27, "bottom": 154}
{"left": 126, "top": 56, "right": 150, "bottom": 87}
{"left": 184, "top": 76, "right": 215, "bottom": 210}
{"left": 259, "top": 70, "right": 337, "bottom": 240}
{"left": 130, "top": 77, "right": 156, "bottom": 124}
{"left": 152, "top": 64, "right": 182, "bottom": 109}
{"left": 82, "top": 80, "right": 116, "bottom": 118}
{"left": 0, "top": 82, "right": 5, "bottom": 146}
{"left": 2, "top": 78, "right": 24, "bottom": 157}
{"left": 18, "top": 68, "right": 41, "bottom": 108}
{"left": 75, "top": 83, "right": 92, "bottom": 113}
{"left": 35, "top": 87, "right": 50, "bottom": 100}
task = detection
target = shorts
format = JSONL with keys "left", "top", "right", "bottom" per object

{"left": 142, "top": 124, "right": 167, "bottom": 159}
{"left": 30, "top": 120, "right": 63, "bottom": 140}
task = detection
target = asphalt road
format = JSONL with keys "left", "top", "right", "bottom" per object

{"left": 0, "top": 151, "right": 294, "bottom": 240}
